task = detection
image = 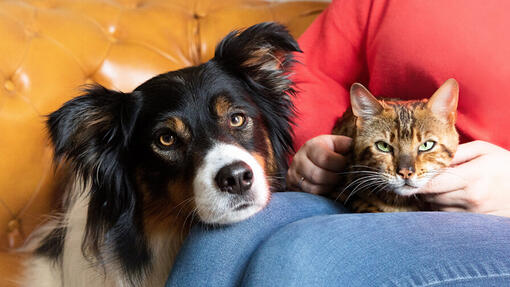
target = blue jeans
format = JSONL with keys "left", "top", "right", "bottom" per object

{"left": 167, "top": 192, "right": 510, "bottom": 286}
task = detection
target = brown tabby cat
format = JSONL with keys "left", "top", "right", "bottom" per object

{"left": 332, "top": 79, "right": 459, "bottom": 212}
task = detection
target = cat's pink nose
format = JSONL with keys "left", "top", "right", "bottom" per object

{"left": 398, "top": 168, "right": 414, "bottom": 179}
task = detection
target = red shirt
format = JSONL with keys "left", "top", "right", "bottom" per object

{"left": 292, "top": 0, "right": 510, "bottom": 150}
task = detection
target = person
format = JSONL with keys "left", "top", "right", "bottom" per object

{"left": 166, "top": 1, "right": 510, "bottom": 285}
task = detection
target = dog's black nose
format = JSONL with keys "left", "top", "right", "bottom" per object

{"left": 215, "top": 161, "right": 253, "bottom": 195}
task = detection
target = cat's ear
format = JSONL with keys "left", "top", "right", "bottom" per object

{"left": 427, "top": 78, "right": 459, "bottom": 123}
{"left": 350, "top": 83, "right": 383, "bottom": 119}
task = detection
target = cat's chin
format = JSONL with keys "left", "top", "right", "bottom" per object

{"left": 393, "top": 184, "right": 420, "bottom": 196}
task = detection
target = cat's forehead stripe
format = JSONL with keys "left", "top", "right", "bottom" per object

{"left": 394, "top": 105, "right": 414, "bottom": 139}
{"left": 390, "top": 132, "right": 396, "bottom": 142}
{"left": 416, "top": 131, "right": 422, "bottom": 142}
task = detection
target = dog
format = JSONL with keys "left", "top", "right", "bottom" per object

{"left": 23, "top": 22, "right": 300, "bottom": 287}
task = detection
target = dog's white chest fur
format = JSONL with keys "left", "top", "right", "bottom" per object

{"left": 23, "top": 191, "right": 180, "bottom": 287}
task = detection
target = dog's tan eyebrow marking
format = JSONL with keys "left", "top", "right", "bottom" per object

{"left": 214, "top": 96, "right": 232, "bottom": 117}
{"left": 166, "top": 117, "right": 191, "bottom": 141}
{"left": 263, "top": 131, "right": 277, "bottom": 174}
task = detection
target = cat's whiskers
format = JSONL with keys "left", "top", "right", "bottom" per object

{"left": 342, "top": 175, "right": 387, "bottom": 203}
{"left": 335, "top": 170, "right": 384, "bottom": 176}
{"left": 423, "top": 168, "right": 466, "bottom": 181}
{"left": 354, "top": 176, "right": 387, "bottom": 190}
{"left": 341, "top": 175, "right": 380, "bottom": 194}
{"left": 344, "top": 180, "right": 384, "bottom": 204}
{"left": 350, "top": 178, "right": 385, "bottom": 198}
{"left": 339, "top": 166, "right": 395, "bottom": 203}
{"left": 350, "top": 164, "right": 383, "bottom": 172}
{"left": 335, "top": 176, "right": 372, "bottom": 201}
{"left": 339, "top": 168, "right": 390, "bottom": 196}
{"left": 368, "top": 181, "right": 390, "bottom": 196}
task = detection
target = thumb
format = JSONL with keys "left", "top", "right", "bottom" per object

{"left": 451, "top": 141, "right": 488, "bottom": 165}
{"left": 419, "top": 167, "right": 468, "bottom": 194}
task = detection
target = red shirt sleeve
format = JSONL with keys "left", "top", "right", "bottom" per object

{"left": 291, "top": 0, "right": 373, "bottom": 150}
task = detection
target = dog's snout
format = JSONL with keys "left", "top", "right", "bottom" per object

{"left": 215, "top": 161, "right": 253, "bottom": 195}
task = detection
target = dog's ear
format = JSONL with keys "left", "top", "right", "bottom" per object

{"left": 213, "top": 22, "right": 301, "bottom": 95}
{"left": 47, "top": 86, "right": 149, "bottom": 270}
{"left": 214, "top": 22, "right": 301, "bottom": 187}
{"left": 48, "top": 85, "right": 141, "bottom": 163}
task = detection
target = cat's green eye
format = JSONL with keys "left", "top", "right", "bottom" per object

{"left": 375, "top": 141, "right": 392, "bottom": 153}
{"left": 418, "top": 140, "right": 436, "bottom": 152}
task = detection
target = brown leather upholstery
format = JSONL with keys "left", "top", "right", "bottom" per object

{"left": 0, "top": 0, "right": 327, "bottom": 285}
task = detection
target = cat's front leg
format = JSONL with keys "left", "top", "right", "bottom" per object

{"left": 348, "top": 198, "right": 385, "bottom": 213}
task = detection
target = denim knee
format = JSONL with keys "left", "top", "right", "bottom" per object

{"left": 242, "top": 212, "right": 510, "bottom": 287}
{"left": 167, "top": 192, "right": 345, "bottom": 286}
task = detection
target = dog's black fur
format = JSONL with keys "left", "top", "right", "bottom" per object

{"left": 30, "top": 22, "right": 300, "bottom": 285}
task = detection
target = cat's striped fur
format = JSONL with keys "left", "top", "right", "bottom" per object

{"left": 332, "top": 79, "right": 459, "bottom": 212}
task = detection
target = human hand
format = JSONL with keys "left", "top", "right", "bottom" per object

{"left": 286, "top": 135, "right": 352, "bottom": 194}
{"left": 420, "top": 140, "right": 510, "bottom": 217}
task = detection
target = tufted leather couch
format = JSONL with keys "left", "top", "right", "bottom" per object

{"left": 0, "top": 0, "right": 327, "bottom": 285}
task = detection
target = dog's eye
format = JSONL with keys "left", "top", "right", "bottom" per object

{"left": 230, "top": 113, "right": 246, "bottom": 128}
{"left": 159, "top": 134, "right": 176, "bottom": 147}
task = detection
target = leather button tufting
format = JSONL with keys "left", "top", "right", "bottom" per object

{"left": 24, "top": 22, "right": 41, "bottom": 38}
{"left": 108, "top": 25, "right": 116, "bottom": 34}
{"left": 107, "top": 25, "right": 118, "bottom": 42}
{"left": 4, "top": 80, "right": 15, "bottom": 92}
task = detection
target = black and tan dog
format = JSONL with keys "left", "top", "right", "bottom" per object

{"left": 23, "top": 22, "right": 299, "bottom": 287}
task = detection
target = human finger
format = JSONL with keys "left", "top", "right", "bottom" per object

{"left": 286, "top": 161, "right": 305, "bottom": 190}
{"left": 299, "top": 177, "right": 336, "bottom": 194}
{"left": 440, "top": 207, "right": 468, "bottom": 212}
{"left": 286, "top": 163, "right": 337, "bottom": 194}
{"left": 423, "top": 189, "right": 468, "bottom": 206}
{"left": 306, "top": 142, "right": 349, "bottom": 172}
{"left": 429, "top": 203, "right": 468, "bottom": 212}
{"left": 419, "top": 167, "right": 469, "bottom": 194}
{"left": 450, "top": 140, "right": 491, "bottom": 165}
{"left": 299, "top": 154, "right": 343, "bottom": 185}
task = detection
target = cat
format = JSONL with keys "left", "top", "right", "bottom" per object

{"left": 332, "top": 79, "right": 459, "bottom": 212}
